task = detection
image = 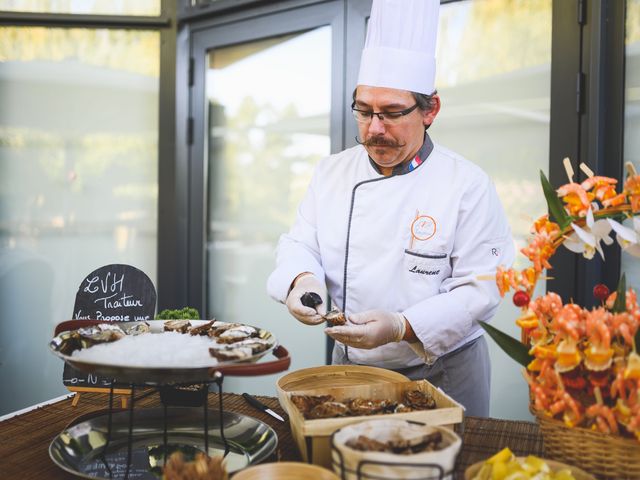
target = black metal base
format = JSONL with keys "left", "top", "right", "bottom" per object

{"left": 100, "top": 372, "right": 230, "bottom": 478}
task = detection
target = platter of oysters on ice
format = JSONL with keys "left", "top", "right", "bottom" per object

{"left": 50, "top": 319, "right": 277, "bottom": 384}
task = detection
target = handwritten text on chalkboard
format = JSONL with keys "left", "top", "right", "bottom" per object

{"left": 64, "top": 264, "right": 157, "bottom": 388}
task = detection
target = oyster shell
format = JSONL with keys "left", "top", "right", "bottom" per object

{"left": 52, "top": 323, "right": 126, "bottom": 355}
{"left": 345, "top": 435, "right": 388, "bottom": 452}
{"left": 126, "top": 322, "right": 150, "bottom": 336}
{"left": 404, "top": 389, "right": 436, "bottom": 410}
{"left": 210, "top": 338, "right": 271, "bottom": 354}
{"left": 77, "top": 324, "right": 126, "bottom": 347}
{"left": 290, "top": 394, "right": 334, "bottom": 415}
{"left": 324, "top": 309, "right": 346, "bottom": 326}
{"left": 209, "top": 346, "right": 253, "bottom": 361}
{"left": 218, "top": 325, "right": 258, "bottom": 344}
{"left": 345, "top": 431, "right": 444, "bottom": 454}
{"left": 163, "top": 320, "right": 191, "bottom": 333}
{"left": 346, "top": 398, "right": 391, "bottom": 416}
{"left": 388, "top": 430, "right": 443, "bottom": 454}
{"left": 290, "top": 390, "right": 436, "bottom": 420}
{"left": 394, "top": 403, "right": 413, "bottom": 413}
{"left": 207, "top": 322, "right": 243, "bottom": 337}
{"left": 51, "top": 331, "right": 81, "bottom": 356}
{"left": 189, "top": 321, "right": 215, "bottom": 336}
{"left": 308, "top": 401, "right": 349, "bottom": 419}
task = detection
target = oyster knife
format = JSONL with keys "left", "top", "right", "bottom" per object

{"left": 242, "top": 393, "right": 285, "bottom": 422}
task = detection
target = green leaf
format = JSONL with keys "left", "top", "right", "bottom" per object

{"left": 479, "top": 321, "right": 534, "bottom": 368}
{"left": 635, "top": 326, "right": 640, "bottom": 355}
{"left": 540, "top": 170, "right": 572, "bottom": 229}
{"left": 612, "top": 274, "right": 627, "bottom": 314}
{"left": 155, "top": 307, "right": 201, "bottom": 320}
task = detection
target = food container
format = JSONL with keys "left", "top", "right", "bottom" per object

{"left": 331, "top": 419, "right": 461, "bottom": 480}
{"left": 51, "top": 319, "right": 290, "bottom": 384}
{"left": 276, "top": 365, "right": 408, "bottom": 411}
{"left": 464, "top": 457, "right": 596, "bottom": 480}
{"left": 280, "top": 376, "right": 463, "bottom": 469}
{"left": 232, "top": 461, "right": 340, "bottom": 480}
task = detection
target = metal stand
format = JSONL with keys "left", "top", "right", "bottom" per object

{"left": 212, "top": 371, "right": 230, "bottom": 457}
{"left": 97, "top": 374, "right": 231, "bottom": 479}
{"left": 95, "top": 382, "right": 116, "bottom": 477}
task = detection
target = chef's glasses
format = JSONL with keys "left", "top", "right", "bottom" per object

{"left": 351, "top": 101, "right": 419, "bottom": 125}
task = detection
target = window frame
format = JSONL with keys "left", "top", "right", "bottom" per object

{"left": 548, "top": 0, "right": 626, "bottom": 307}
{"left": 181, "top": 0, "right": 345, "bottom": 314}
{"left": 1, "top": 0, "right": 631, "bottom": 326}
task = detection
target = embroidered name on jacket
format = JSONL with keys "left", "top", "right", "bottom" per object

{"left": 409, "top": 265, "right": 440, "bottom": 275}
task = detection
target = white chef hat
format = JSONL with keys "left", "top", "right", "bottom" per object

{"left": 357, "top": 0, "right": 440, "bottom": 95}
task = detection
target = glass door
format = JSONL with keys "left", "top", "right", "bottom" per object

{"left": 189, "top": 2, "right": 344, "bottom": 395}
{"left": 345, "top": 0, "right": 552, "bottom": 420}
{"left": 0, "top": 26, "right": 160, "bottom": 414}
{"left": 432, "top": 0, "right": 552, "bottom": 420}
{"left": 622, "top": 0, "right": 640, "bottom": 286}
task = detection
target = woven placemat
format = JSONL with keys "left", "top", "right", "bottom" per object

{"left": 0, "top": 390, "right": 297, "bottom": 479}
{"left": 0, "top": 391, "right": 545, "bottom": 480}
{"left": 454, "top": 416, "right": 543, "bottom": 479}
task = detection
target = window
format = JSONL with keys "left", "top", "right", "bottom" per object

{"left": 0, "top": 26, "right": 160, "bottom": 415}
{"left": 621, "top": 0, "right": 640, "bottom": 286}
{"left": 0, "top": 0, "right": 161, "bottom": 15}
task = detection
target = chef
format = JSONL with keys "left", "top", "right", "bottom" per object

{"left": 267, "top": 0, "right": 514, "bottom": 417}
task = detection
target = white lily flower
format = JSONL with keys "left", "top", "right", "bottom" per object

{"left": 607, "top": 217, "right": 640, "bottom": 257}
{"left": 563, "top": 208, "right": 613, "bottom": 259}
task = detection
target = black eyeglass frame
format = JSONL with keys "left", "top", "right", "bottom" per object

{"left": 350, "top": 101, "right": 420, "bottom": 123}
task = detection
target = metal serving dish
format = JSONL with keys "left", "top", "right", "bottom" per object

{"left": 49, "top": 407, "right": 278, "bottom": 479}
{"left": 50, "top": 320, "right": 279, "bottom": 384}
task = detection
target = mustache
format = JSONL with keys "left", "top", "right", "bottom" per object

{"left": 355, "top": 136, "right": 406, "bottom": 148}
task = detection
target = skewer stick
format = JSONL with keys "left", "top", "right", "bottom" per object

{"left": 475, "top": 274, "right": 554, "bottom": 281}
{"left": 580, "top": 163, "right": 594, "bottom": 178}
{"left": 594, "top": 386, "right": 604, "bottom": 406}
{"left": 476, "top": 274, "right": 497, "bottom": 281}
{"left": 626, "top": 162, "right": 637, "bottom": 177}
{"left": 563, "top": 157, "right": 574, "bottom": 182}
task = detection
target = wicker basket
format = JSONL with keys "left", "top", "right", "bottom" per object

{"left": 534, "top": 410, "right": 640, "bottom": 479}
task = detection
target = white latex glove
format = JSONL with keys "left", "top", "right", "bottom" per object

{"left": 285, "top": 273, "right": 328, "bottom": 325}
{"left": 325, "top": 309, "right": 406, "bottom": 349}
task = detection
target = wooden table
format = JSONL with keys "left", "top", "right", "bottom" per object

{"left": 0, "top": 391, "right": 543, "bottom": 479}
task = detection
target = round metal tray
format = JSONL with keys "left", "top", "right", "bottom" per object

{"left": 51, "top": 320, "right": 290, "bottom": 384}
{"left": 49, "top": 407, "right": 278, "bottom": 479}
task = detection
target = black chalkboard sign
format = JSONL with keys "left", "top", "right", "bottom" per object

{"left": 63, "top": 264, "right": 157, "bottom": 389}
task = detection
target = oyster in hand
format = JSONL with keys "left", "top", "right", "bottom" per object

{"left": 323, "top": 309, "right": 346, "bottom": 326}
{"left": 300, "top": 291, "right": 346, "bottom": 325}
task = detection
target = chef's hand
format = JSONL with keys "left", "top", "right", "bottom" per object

{"left": 325, "top": 310, "right": 406, "bottom": 349}
{"left": 285, "top": 273, "right": 328, "bottom": 325}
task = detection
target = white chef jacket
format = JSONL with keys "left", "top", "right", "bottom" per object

{"left": 267, "top": 141, "right": 514, "bottom": 370}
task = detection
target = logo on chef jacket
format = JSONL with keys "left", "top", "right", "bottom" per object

{"left": 407, "top": 214, "right": 442, "bottom": 276}
{"left": 411, "top": 215, "right": 436, "bottom": 241}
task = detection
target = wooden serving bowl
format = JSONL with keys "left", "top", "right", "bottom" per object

{"left": 232, "top": 461, "right": 340, "bottom": 480}
{"left": 464, "top": 457, "right": 596, "bottom": 480}
{"left": 276, "top": 365, "right": 408, "bottom": 411}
